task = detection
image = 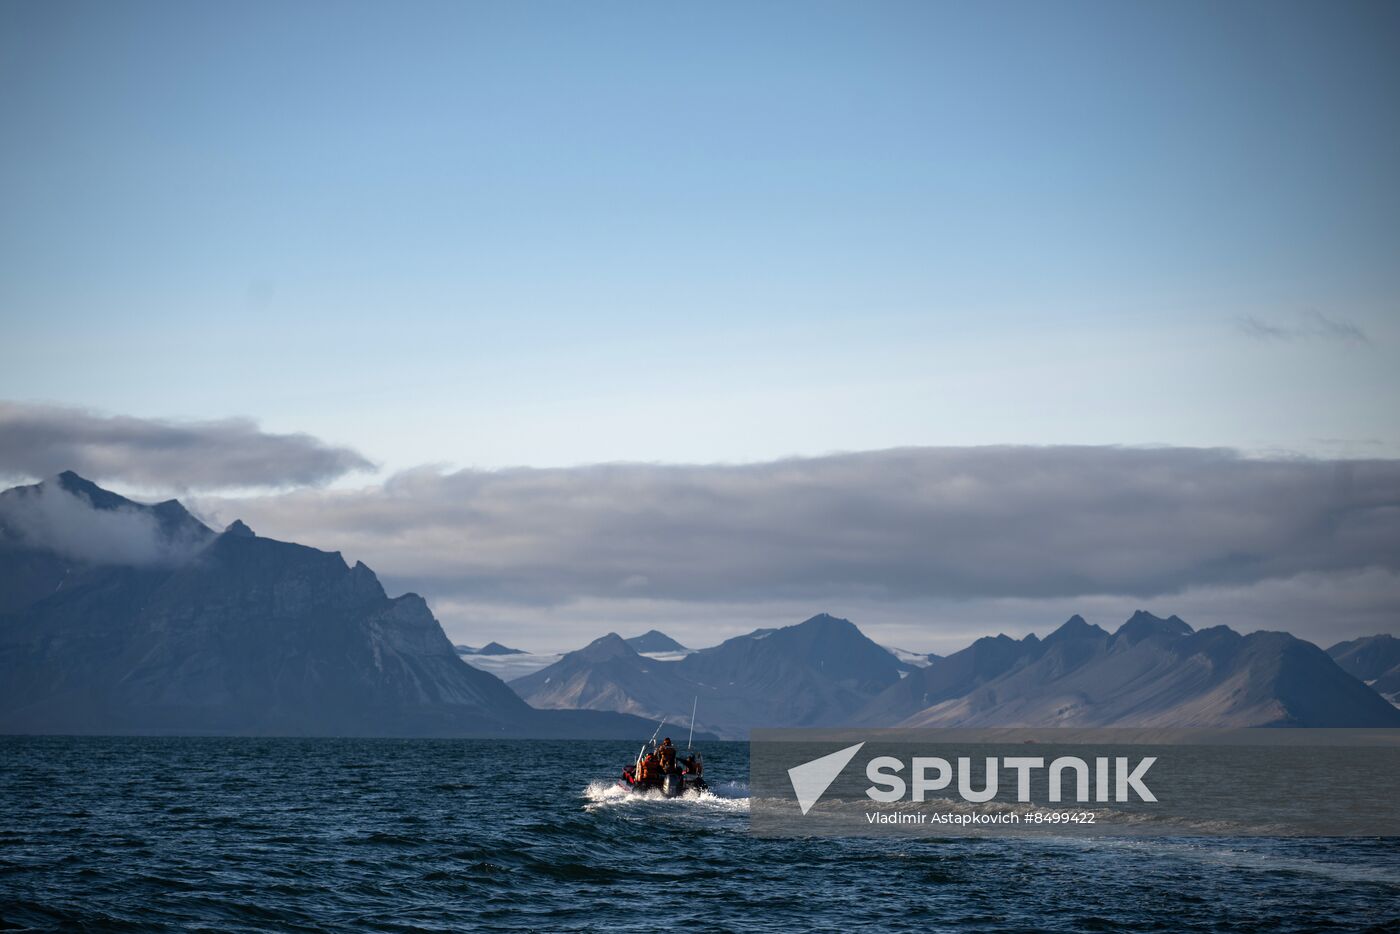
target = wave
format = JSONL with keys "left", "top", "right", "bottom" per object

{"left": 581, "top": 779, "right": 750, "bottom": 815}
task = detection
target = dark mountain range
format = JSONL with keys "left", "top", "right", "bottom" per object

{"left": 8, "top": 474, "right": 1392, "bottom": 738}
{"left": 455, "top": 642, "right": 526, "bottom": 656}
{"left": 624, "top": 630, "right": 688, "bottom": 653}
{"left": 512, "top": 614, "right": 903, "bottom": 739}
{"left": 1328, "top": 635, "right": 1400, "bottom": 706}
{"left": 0, "top": 474, "right": 654, "bottom": 738}
{"left": 863, "top": 611, "right": 1400, "bottom": 728}
{"left": 515, "top": 610, "right": 1400, "bottom": 735}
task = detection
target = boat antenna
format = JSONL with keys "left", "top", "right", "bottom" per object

{"left": 687, "top": 696, "right": 698, "bottom": 751}
{"left": 639, "top": 715, "right": 667, "bottom": 766}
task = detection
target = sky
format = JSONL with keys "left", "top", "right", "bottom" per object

{"left": 1, "top": 0, "right": 1398, "bottom": 651}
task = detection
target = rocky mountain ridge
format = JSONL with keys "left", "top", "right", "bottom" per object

{"left": 0, "top": 473, "right": 655, "bottom": 738}
{"left": 513, "top": 610, "right": 1400, "bottom": 736}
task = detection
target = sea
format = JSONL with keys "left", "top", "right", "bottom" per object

{"left": 2, "top": 737, "right": 1398, "bottom": 932}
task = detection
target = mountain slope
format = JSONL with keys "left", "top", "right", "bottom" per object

{"left": 680, "top": 614, "right": 903, "bottom": 695}
{"left": 0, "top": 474, "right": 652, "bottom": 738}
{"left": 512, "top": 614, "right": 905, "bottom": 738}
{"left": 1328, "top": 635, "right": 1400, "bottom": 705}
{"left": 894, "top": 612, "right": 1400, "bottom": 728}
{"left": 853, "top": 630, "right": 1043, "bottom": 725}
{"left": 510, "top": 633, "right": 692, "bottom": 723}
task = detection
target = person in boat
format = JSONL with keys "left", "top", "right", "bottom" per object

{"left": 657, "top": 737, "right": 677, "bottom": 773}
{"left": 681, "top": 754, "right": 701, "bottom": 776}
{"left": 639, "top": 750, "right": 659, "bottom": 784}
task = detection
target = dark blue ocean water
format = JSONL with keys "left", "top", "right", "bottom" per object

{"left": 2, "top": 737, "right": 1398, "bottom": 932}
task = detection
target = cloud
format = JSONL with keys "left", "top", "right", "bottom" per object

{"left": 0, "top": 483, "right": 210, "bottom": 567}
{"left": 198, "top": 446, "right": 1400, "bottom": 613}
{"left": 1304, "top": 311, "right": 1371, "bottom": 343}
{"left": 0, "top": 402, "right": 374, "bottom": 490}
{"left": 1235, "top": 311, "right": 1371, "bottom": 344}
{"left": 1235, "top": 316, "right": 1291, "bottom": 341}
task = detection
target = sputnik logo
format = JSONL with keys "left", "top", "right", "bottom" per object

{"left": 787, "top": 742, "right": 865, "bottom": 815}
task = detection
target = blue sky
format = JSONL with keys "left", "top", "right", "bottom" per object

{"left": 3, "top": 0, "right": 1397, "bottom": 474}
{"left": 2, "top": 1, "right": 1399, "bottom": 649}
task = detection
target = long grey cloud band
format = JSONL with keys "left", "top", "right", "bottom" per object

{"left": 0, "top": 402, "right": 373, "bottom": 489}
{"left": 205, "top": 446, "right": 1400, "bottom": 605}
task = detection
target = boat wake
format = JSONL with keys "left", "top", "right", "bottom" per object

{"left": 582, "top": 779, "right": 750, "bottom": 815}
